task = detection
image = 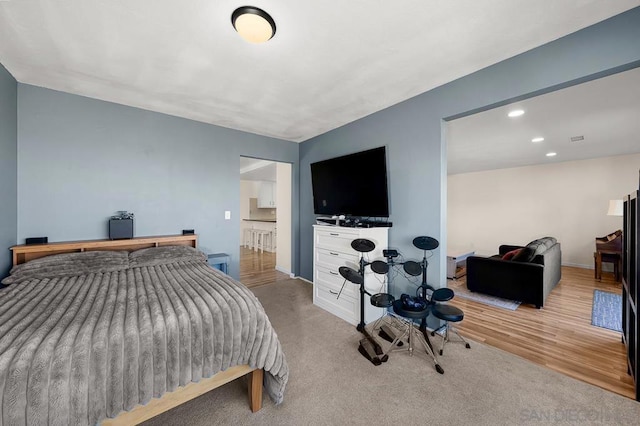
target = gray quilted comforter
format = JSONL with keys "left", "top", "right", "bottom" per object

{"left": 0, "top": 247, "right": 288, "bottom": 425}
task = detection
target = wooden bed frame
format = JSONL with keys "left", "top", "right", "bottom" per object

{"left": 9, "top": 234, "right": 263, "bottom": 424}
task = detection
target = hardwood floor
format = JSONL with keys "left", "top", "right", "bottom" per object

{"left": 239, "top": 246, "right": 290, "bottom": 288}
{"left": 449, "top": 266, "right": 635, "bottom": 399}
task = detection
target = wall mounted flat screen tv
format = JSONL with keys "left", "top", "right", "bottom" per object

{"left": 311, "top": 147, "right": 389, "bottom": 217}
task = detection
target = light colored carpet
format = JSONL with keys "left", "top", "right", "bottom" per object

{"left": 448, "top": 278, "right": 521, "bottom": 310}
{"left": 144, "top": 279, "right": 639, "bottom": 426}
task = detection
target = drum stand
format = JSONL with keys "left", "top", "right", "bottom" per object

{"left": 367, "top": 240, "right": 443, "bottom": 373}
{"left": 337, "top": 239, "right": 387, "bottom": 366}
{"left": 381, "top": 300, "right": 444, "bottom": 375}
{"left": 336, "top": 236, "right": 443, "bottom": 371}
{"left": 413, "top": 236, "right": 440, "bottom": 353}
{"left": 357, "top": 264, "right": 389, "bottom": 365}
{"left": 369, "top": 252, "right": 404, "bottom": 347}
{"left": 397, "top": 236, "right": 443, "bottom": 373}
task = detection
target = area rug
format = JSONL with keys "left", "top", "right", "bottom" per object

{"left": 448, "top": 279, "right": 521, "bottom": 310}
{"left": 591, "top": 289, "right": 622, "bottom": 332}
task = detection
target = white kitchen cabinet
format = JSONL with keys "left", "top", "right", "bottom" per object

{"left": 257, "top": 181, "right": 277, "bottom": 208}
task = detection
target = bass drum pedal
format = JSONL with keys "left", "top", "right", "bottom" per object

{"left": 358, "top": 337, "right": 388, "bottom": 365}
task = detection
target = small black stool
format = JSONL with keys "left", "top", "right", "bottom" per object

{"left": 431, "top": 303, "right": 470, "bottom": 355}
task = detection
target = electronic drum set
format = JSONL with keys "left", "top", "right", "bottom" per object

{"left": 337, "top": 235, "right": 461, "bottom": 373}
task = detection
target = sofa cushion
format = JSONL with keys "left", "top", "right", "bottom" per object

{"left": 502, "top": 248, "right": 522, "bottom": 261}
{"left": 512, "top": 247, "right": 536, "bottom": 262}
{"left": 526, "top": 237, "right": 557, "bottom": 256}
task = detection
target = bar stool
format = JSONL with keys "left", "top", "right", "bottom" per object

{"left": 271, "top": 226, "right": 277, "bottom": 251}
{"left": 243, "top": 228, "right": 255, "bottom": 249}
{"left": 253, "top": 229, "right": 273, "bottom": 253}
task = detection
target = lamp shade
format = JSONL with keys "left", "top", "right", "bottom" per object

{"left": 232, "top": 6, "right": 276, "bottom": 43}
{"left": 607, "top": 199, "right": 623, "bottom": 216}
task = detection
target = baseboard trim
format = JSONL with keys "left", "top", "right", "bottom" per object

{"left": 561, "top": 262, "right": 617, "bottom": 272}
{"left": 275, "top": 265, "right": 295, "bottom": 278}
{"left": 562, "top": 262, "right": 592, "bottom": 269}
{"left": 295, "top": 276, "right": 313, "bottom": 285}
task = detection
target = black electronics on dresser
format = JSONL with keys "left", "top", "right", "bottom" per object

{"left": 182, "top": 229, "right": 195, "bottom": 235}
{"left": 109, "top": 211, "right": 134, "bottom": 240}
{"left": 315, "top": 216, "right": 393, "bottom": 228}
{"left": 25, "top": 237, "right": 48, "bottom": 245}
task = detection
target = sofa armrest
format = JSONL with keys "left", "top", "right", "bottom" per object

{"left": 499, "top": 245, "right": 525, "bottom": 256}
{"left": 540, "top": 243, "right": 562, "bottom": 302}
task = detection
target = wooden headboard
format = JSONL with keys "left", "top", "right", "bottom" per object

{"left": 10, "top": 234, "right": 198, "bottom": 266}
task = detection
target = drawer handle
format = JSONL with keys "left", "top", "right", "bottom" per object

{"left": 330, "top": 233, "right": 339, "bottom": 236}
{"left": 329, "top": 252, "right": 339, "bottom": 256}
{"left": 329, "top": 290, "right": 339, "bottom": 295}
{"left": 329, "top": 271, "right": 339, "bottom": 275}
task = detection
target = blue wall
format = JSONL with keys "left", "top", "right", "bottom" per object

{"left": 17, "top": 85, "right": 300, "bottom": 278}
{"left": 299, "top": 8, "right": 640, "bottom": 294}
{"left": 0, "top": 64, "right": 17, "bottom": 278}
{"left": 8, "top": 7, "right": 640, "bottom": 285}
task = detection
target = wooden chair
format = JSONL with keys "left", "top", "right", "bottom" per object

{"left": 595, "top": 229, "right": 622, "bottom": 281}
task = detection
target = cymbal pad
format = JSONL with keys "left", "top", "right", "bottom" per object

{"left": 351, "top": 238, "right": 376, "bottom": 253}
{"left": 412, "top": 236, "right": 439, "bottom": 251}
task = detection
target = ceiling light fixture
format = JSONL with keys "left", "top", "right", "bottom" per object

{"left": 507, "top": 109, "right": 525, "bottom": 118}
{"left": 531, "top": 137, "right": 545, "bottom": 143}
{"left": 546, "top": 152, "right": 557, "bottom": 157}
{"left": 232, "top": 6, "right": 276, "bottom": 44}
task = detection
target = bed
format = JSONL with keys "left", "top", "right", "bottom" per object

{"left": 1, "top": 235, "right": 288, "bottom": 425}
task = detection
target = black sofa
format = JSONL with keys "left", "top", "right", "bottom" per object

{"left": 465, "top": 237, "right": 562, "bottom": 308}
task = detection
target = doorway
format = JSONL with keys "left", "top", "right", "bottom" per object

{"left": 444, "top": 67, "right": 640, "bottom": 399}
{"left": 239, "top": 157, "right": 292, "bottom": 287}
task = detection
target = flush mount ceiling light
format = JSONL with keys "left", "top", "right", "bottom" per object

{"left": 546, "top": 152, "right": 557, "bottom": 157}
{"left": 507, "top": 109, "right": 525, "bottom": 118}
{"left": 232, "top": 6, "right": 276, "bottom": 44}
{"left": 531, "top": 137, "right": 545, "bottom": 143}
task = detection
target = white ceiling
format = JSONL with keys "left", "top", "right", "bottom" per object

{"left": 447, "top": 66, "right": 640, "bottom": 175}
{"left": 1, "top": 1, "right": 638, "bottom": 142}
{"left": 240, "top": 157, "right": 276, "bottom": 181}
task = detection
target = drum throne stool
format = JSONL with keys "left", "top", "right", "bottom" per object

{"left": 430, "top": 288, "right": 471, "bottom": 355}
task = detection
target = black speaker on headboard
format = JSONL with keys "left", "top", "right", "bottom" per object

{"left": 26, "top": 237, "right": 48, "bottom": 245}
{"left": 109, "top": 219, "right": 133, "bottom": 240}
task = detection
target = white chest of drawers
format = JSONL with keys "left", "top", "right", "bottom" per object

{"left": 312, "top": 225, "right": 389, "bottom": 326}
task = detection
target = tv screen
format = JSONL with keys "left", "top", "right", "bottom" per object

{"left": 310, "top": 147, "right": 389, "bottom": 217}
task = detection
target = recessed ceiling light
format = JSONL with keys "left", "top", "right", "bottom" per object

{"left": 508, "top": 109, "right": 525, "bottom": 118}
{"left": 546, "top": 152, "right": 557, "bottom": 157}
{"left": 531, "top": 137, "right": 545, "bottom": 143}
{"left": 232, "top": 6, "right": 276, "bottom": 44}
